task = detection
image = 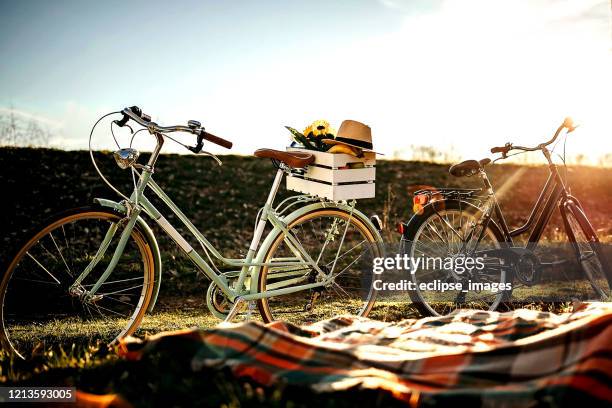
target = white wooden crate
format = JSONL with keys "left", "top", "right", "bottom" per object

{"left": 285, "top": 147, "right": 376, "bottom": 201}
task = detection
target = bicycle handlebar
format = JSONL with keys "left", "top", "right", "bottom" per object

{"left": 490, "top": 144, "right": 511, "bottom": 155}
{"left": 200, "top": 131, "right": 233, "bottom": 149}
{"left": 116, "top": 106, "right": 233, "bottom": 151}
{"left": 490, "top": 117, "right": 575, "bottom": 158}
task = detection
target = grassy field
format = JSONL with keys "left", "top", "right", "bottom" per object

{"left": 0, "top": 147, "right": 610, "bottom": 405}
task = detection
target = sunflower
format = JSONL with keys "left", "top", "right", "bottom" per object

{"left": 288, "top": 120, "right": 336, "bottom": 152}
{"left": 308, "top": 120, "right": 332, "bottom": 137}
{"left": 302, "top": 125, "right": 313, "bottom": 137}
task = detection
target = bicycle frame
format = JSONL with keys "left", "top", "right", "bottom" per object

{"left": 72, "top": 132, "right": 379, "bottom": 307}
{"left": 475, "top": 147, "right": 581, "bottom": 249}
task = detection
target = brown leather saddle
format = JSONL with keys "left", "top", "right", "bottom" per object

{"left": 254, "top": 148, "right": 315, "bottom": 168}
{"left": 449, "top": 158, "right": 491, "bottom": 177}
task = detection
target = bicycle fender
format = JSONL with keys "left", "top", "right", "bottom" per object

{"left": 93, "top": 198, "right": 163, "bottom": 312}
{"left": 249, "top": 202, "right": 384, "bottom": 293}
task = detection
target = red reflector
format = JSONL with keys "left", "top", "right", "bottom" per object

{"left": 397, "top": 223, "right": 405, "bottom": 234}
{"left": 413, "top": 194, "right": 429, "bottom": 205}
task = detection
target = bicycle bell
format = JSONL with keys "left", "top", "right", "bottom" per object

{"left": 188, "top": 120, "right": 201, "bottom": 129}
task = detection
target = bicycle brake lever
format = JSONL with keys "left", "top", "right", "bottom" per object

{"left": 112, "top": 119, "right": 134, "bottom": 135}
{"left": 113, "top": 113, "right": 135, "bottom": 134}
{"left": 199, "top": 150, "right": 222, "bottom": 166}
{"left": 188, "top": 132, "right": 205, "bottom": 153}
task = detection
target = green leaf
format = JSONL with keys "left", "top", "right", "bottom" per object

{"left": 306, "top": 136, "right": 322, "bottom": 151}
{"left": 285, "top": 125, "right": 316, "bottom": 149}
{"left": 285, "top": 126, "right": 304, "bottom": 139}
{"left": 295, "top": 134, "right": 315, "bottom": 149}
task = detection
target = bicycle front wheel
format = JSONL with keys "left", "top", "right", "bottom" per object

{"left": 0, "top": 207, "right": 156, "bottom": 358}
{"left": 257, "top": 208, "right": 382, "bottom": 326}
{"left": 563, "top": 204, "right": 612, "bottom": 300}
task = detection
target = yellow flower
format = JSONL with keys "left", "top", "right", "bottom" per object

{"left": 309, "top": 119, "right": 331, "bottom": 137}
{"left": 302, "top": 125, "right": 313, "bottom": 137}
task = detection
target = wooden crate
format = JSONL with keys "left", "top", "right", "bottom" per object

{"left": 285, "top": 147, "right": 376, "bottom": 201}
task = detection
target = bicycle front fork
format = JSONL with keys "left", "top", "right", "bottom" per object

{"left": 69, "top": 207, "right": 141, "bottom": 301}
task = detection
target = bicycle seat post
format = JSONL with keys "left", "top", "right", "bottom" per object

{"left": 478, "top": 169, "right": 492, "bottom": 195}
{"left": 234, "top": 167, "right": 285, "bottom": 292}
{"left": 250, "top": 168, "right": 284, "bottom": 251}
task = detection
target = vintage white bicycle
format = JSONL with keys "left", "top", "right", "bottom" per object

{"left": 0, "top": 106, "right": 384, "bottom": 358}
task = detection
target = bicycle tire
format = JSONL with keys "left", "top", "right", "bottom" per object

{"left": 402, "top": 199, "right": 510, "bottom": 316}
{"left": 0, "top": 206, "right": 156, "bottom": 358}
{"left": 256, "top": 208, "right": 383, "bottom": 325}
{"left": 562, "top": 202, "right": 612, "bottom": 299}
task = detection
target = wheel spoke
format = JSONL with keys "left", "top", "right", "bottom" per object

{"left": 99, "top": 284, "right": 144, "bottom": 296}
{"left": 332, "top": 250, "right": 367, "bottom": 280}
{"left": 14, "top": 277, "right": 61, "bottom": 285}
{"left": 324, "top": 240, "right": 366, "bottom": 268}
{"left": 91, "top": 303, "right": 128, "bottom": 318}
{"left": 25, "top": 252, "right": 61, "bottom": 284}
{"left": 332, "top": 283, "right": 352, "bottom": 300}
{"left": 49, "top": 231, "right": 74, "bottom": 278}
{"left": 104, "top": 295, "right": 133, "bottom": 307}
{"left": 37, "top": 242, "right": 59, "bottom": 263}
{"left": 82, "top": 276, "right": 143, "bottom": 287}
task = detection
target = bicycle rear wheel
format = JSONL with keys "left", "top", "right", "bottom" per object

{"left": 402, "top": 199, "right": 509, "bottom": 316}
{"left": 0, "top": 207, "right": 155, "bottom": 358}
{"left": 257, "top": 208, "right": 382, "bottom": 326}
{"left": 563, "top": 204, "right": 612, "bottom": 300}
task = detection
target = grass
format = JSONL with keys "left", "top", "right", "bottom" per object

{"left": 3, "top": 298, "right": 419, "bottom": 358}
{"left": 5, "top": 277, "right": 600, "bottom": 359}
{"left": 0, "top": 147, "right": 611, "bottom": 405}
{"left": 0, "top": 298, "right": 571, "bottom": 354}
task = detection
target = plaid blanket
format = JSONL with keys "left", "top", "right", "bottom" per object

{"left": 119, "top": 302, "right": 612, "bottom": 407}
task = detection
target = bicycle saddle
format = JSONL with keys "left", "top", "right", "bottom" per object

{"left": 254, "top": 148, "right": 315, "bottom": 168}
{"left": 449, "top": 158, "right": 491, "bottom": 177}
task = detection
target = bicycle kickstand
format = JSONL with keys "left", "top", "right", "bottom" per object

{"left": 224, "top": 296, "right": 246, "bottom": 323}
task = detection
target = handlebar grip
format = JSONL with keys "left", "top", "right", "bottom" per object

{"left": 490, "top": 146, "right": 507, "bottom": 154}
{"left": 202, "top": 131, "right": 233, "bottom": 149}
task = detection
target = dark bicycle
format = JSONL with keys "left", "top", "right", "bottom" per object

{"left": 400, "top": 118, "right": 612, "bottom": 316}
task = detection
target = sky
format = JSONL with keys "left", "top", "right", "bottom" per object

{"left": 0, "top": 0, "right": 610, "bottom": 163}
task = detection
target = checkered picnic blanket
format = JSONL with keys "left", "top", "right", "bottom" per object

{"left": 119, "top": 302, "right": 612, "bottom": 407}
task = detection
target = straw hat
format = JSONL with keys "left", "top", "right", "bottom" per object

{"left": 322, "top": 120, "right": 380, "bottom": 153}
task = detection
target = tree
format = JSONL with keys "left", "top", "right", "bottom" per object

{"left": 0, "top": 108, "right": 51, "bottom": 147}
{"left": 598, "top": 153, "right": 612, "bottom": 167}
